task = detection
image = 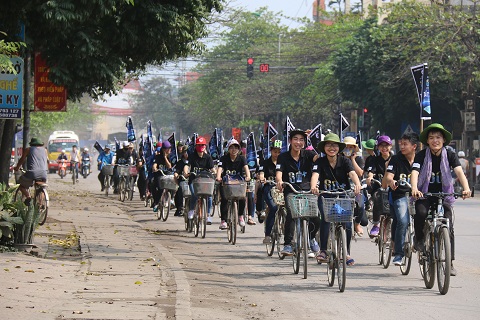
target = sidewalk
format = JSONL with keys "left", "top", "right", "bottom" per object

{"left": 0, "top": 179, "right": 187, "bottom": 320}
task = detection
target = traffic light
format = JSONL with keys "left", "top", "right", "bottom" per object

{"left": 247, "top": 58, "right": 254, "bottom": 79}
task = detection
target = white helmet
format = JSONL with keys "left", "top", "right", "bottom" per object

{"left": 84, "top": 147, "right": 89, "bottom": 152}
{"left": 458, "top": 151, "right": 465, "bottom": 157}
{"left": 61, "top": 149, "right": 66, "bottom": 153}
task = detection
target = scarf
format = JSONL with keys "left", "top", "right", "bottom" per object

{"left": 417, "top": 147, "right": 455, "bottom": 205}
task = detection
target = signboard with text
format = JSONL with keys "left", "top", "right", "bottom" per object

{"left": 0, "top": 57, "right": 24, "bottom": 119}
{"left": 34, "top": 53, "right": 67, "bottom": 112}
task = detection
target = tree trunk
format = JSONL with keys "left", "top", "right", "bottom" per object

{"left": 0, "top": 119, "right": 15, "bottom": 187}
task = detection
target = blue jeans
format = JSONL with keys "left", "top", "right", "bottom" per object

{"left": 263, "top": 184, "right": 278, "bottom": 236}
{"left": 390, "top": 196, "right": 409, "bottom": 257}
{"left": 189, "top": 184, "right": 212, "bottom": 214}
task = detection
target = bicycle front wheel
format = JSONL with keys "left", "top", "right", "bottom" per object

{"left": 327, "top": 224, "right": 336, "bottom": 287}
{"left": 200, "top": 198, "right": 207, "bottom": 239}
{"left": 382, "top": 218, "right": 392, "bottom": 269}
{"left": 436, "top": 227, "right": 451, "bottom": 295}
{"left": 230, "top": 201, "right": 238, "bottom": 245}
{"left": 128, "top": 178, "right": 134, "bottom": 201}
{"left": 419, "top": 234, "right": 435, "bottom": 289}
{"left": 193, "top": 211, "right": 199, "bottom": 237}
{"left": 292, "top": 219, "right": 300, "bottom": 275}
{"left": 266, "top": 210, "right": 275, "bottom": 257}
{"left": 302, "top": 219, "right": 308, "bottom": 279}
{"left": 400, "top": 224, "right": 413, "bottom": 275}
{"left": 72, "top": 169, "right": 76, "bottom": 185}
{"left": 161, "top": 191, "right": 171, "bottom": 222}
{"left": 36, "top": 188, "right": 48, "bottom": 226}
{"left": 119, "top": 178, "right": 126, "bottom": 202}
{"left": 104, "top": 176, "right": 110, "bottom": 196}
{"left": 337, "top": 226, "right": 347, "bottom": 292}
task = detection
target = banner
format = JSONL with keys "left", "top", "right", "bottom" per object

{"left": 308, "top": 123, "right": 323, "bottom": 154}
{"left": 147, "top": 120, "right": 153, "bottom": 140}
{"left": 282, "top": 116, "right": 295, "bottom": 153}
{"left": 209, "top": 128, "right": 219, "bottom": 160}
{"left": 126, "top": 116, "right": 136, "bottom": 142}
{"left": 232, "top": 127, "right": 241, "bottom": 142}
{"left": 411, "top": 63, "right": 432, "bottom": 120}
{"left": 167, "top": 133, "right": 177, "bottom": 164}
{"left": 93, "top": 141, "right": 104, "bottom": 154}
{"left": 263, "top": 122, "right": 278, "bottom": 160}
{"left": 0, "top": 57, "right": 23, "bottom": 119}
{"left": 187, "top": 133, "right": 198, "bottom": 156}
{"left": 246, "top": 132, "right": 257, "bottom": 170}
{"left": 216, "top": 128, "right": 224, "bottom": 158}
{"left": 34, "top": 53, "right": 67, "bottom": 112}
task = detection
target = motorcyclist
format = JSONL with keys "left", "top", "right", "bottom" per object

{"left": 81, "top": 148, "right": 91, "bottom": 177}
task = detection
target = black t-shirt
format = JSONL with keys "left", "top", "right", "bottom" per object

{"left": 314, "top": 155, "right": 354, "bottom": 191}
{"left": 152, "top": 153, "right": 170, "bottom": 171}
{"left": 186, "top": 152, "right": 214, "bottom": 183}
{"left": 386, "top": 153, "right": 413, "bottom": 200}
{"left": 364, "top": 155, "right": 375, "bottom": 177}
{"left": 115, "top": 148, "right": 132, "bottom": 165}
{"left": 412, "top": 148, "right": 460, "bottom": 193}
{"left": 218, "top": 154, "right": 247, "bottom": 177}
{"left": 175, "top": 158, "right": 188, "bottom": 175}
{"left": 258, "top": 157, "right": 276, "bottom": 180}
{"left": 367, "top": 154, "right": 391, "bottom": 180}
{"left": 276, "top": 149, "right": 316, "bottom": 191}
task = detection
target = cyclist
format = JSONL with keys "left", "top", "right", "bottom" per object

{"left": 70, "top": 144, "right": 81, "bottom": 181}
{"left": 113, "top": 141, "right": 133, "bottom": 193}
{"left": 276, "top": 129, "right": 319, "bottom": 257}
{"left": 342, "top": 136, "right": 368, "bottom": 236}
{"left": 97, "top": 144, "right": 114, "bottom": 191}
{"left": 382, "top": 132, "right": 419, "bottom": 266}
{"left": 366, "top": 135, "right": 393, "bottom": 237}
{"left": 411, "top": 123, "right": 471, "bottom": 276}
{"left": 14, "top": 137, "right": 48, "bottom": 206}
{"left": 311, "top": 133, "right": 362, "bottom": 265}
{"left": 257, "top": 140, "right": 282, "bottom": 244}
{"left": 152, "top": 141, "right": 173, "bottom": 212}
{"left": 216, "top": 138, "right": 251, "bottom": 229}
{"left": 173, "top": 145, "right": 189, "bottom": 216}
{"left": 183, "top": 136, "right": 214, "bottom": 223}
{"left": 136, "top": 143, "right": 147, "bottom": 200}
{"left": 361, "top": 138, "right": 376, "bottom": 211}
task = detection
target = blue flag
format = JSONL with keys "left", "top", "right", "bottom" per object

{"left": 246, "top": 132, "right": 257, "bottom": 170}
{"left": 209, "top": 128, "right": 219, "bottom": 159}
{"left": 114, "top": 137, "right": 120, "bottom": 152}
{"left": 126, "top": 116, "right": 136, "bottom": 142}
{"left": 282, "top": 116, "right": 295, "bottom": 153}
{"left": 308, "top": 123, "right": 322, "bottom": 154}
{"left": 167, "top": 133, "right": 177, "bottom": 164}
{"left": 93, "top": 141, "right": 104, "bottom": 154}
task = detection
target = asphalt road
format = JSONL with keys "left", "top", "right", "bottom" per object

{"left": 1, "top": 171, "right": 479, "bottom": 319}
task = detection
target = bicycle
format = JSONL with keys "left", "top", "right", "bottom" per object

{"left": 222, "top": 174, "right": 247, "bottom": 245}
{"left": 191, "top": 171, "right": 215, "bottom": 238}
{"left": 282, "top": 182, "right": 318, "bottom": 279}
{"left": 179, "top": 177, "right": 193, "bottom": 232}
{"left": 117, "top": 165, "right": 130, "bottom": 202}
{"left": 101, "top": 164, "right": 114, "bottom": 196}
{"left": 415, "top": 191, "right": 464, "bottom": 295}
{"left": 263, "top": 180, "right": 286, "bottom": 259}
{"left": 14, "top": 170, "right": 49, "bottom": 226}
{"left": 71, "top": 161, "right": 79, "bottom": 185}
{"left": 321, "top": 189, "right": 356, "bottom": 292}
{"left": 127, "top": 165, "right": 137, "bottom": 201}
{"left": 156, "top": 170, "right": 178, "bottom": 222}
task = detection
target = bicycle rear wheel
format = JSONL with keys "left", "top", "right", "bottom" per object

{"left": 292, "top": 219, "right": 300, "bottom": 275}
{"left": 128, "top": 178, "right": 135, "bottom": 201}
{"left": 193, "top": 212, "right": 199, "bottom": 237}
{"left": 436, "top": 226, "right": 451, "bottom": 295}
{"left": 302, "top": 219, "right": 308, "bottom": 279}
{"left": 400, "top": 224, "right": 413, "bottom": 275}
{"left": 104, "top": 176, "right": 110, "bottom": 196}
{"left": 161, "top": 192, "right": 171, "bottom": 222}
{"left": 276, "top": 209, "right": 285, "bottom": 260}
{"left": 200, "top": 198, "right": 207, "bottom": 239}
{"left": 184, "top": 198, "right": 190, "bottom": 231}
{"left": 72, "top": 168, "right": 76, "bottom": 185}
{"left": 36, "top": 188, "right": 48, "bottom": 226}
{"left": 337, "top": 226, "right": 347, "bottom": 292}
{"left": 327, "top": 224, "right": 336, "bottom": 287}
{"left": 266, "top": 210, "right": 275, "bottom": 257}
{"left": 382, "top": 218, "right": 392, "bottom": 269}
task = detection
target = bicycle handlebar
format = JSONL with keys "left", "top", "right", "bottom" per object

{"left": 282, "top": 182, "right": 312, "bottom": 194}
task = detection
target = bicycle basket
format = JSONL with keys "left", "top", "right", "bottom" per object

{"left": 286, "top": 194, "right": 319, "bottom": 219}
{"left": 192, "top": 177, "right": 215, "bottom": 196}
{"left": 322, "top": 197, "right": 355, "bottom": 223}
{"left": 270, "top": 187, "right": 285, "bottom": 206}
{"left": 222, "top": 181, "right": 247, "bottom": 200}
{"left": 129, "top": 165, "right": 138, "bottom": 176}
{"left": 102, "top": 164, "right": 114, "bottom": 176}
{"left": 158, "top": 174, "right": 178, "bottom": 191}
{"left": 118, "top": 165, "right": 130, "bottom": 177}
{"left": 179, "top": 180, "right": 191, "bottom": 197}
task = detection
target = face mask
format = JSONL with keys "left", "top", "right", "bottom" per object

{"left": 344, "top": 149, "right": 353, "bottom": 157}
{"left": 196, "top": 145, "right": 205, "bottom": 152}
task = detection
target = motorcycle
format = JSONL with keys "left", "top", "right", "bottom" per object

{"left": 82, "top": 158, "right": 91, "bottom": 178}
{"left": 58, "top": 159, "right": 67, "bottom": 179}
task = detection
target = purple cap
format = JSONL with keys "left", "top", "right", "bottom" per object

{"left": 377, "top": 135, "right": 392, "bottom": 145}
{"left": 162, "top": 141, "right": 171, "bottom": 149}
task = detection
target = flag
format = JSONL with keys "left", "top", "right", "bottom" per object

{"left": 356, "top": 131, "right": 362, "bottom": 149}
{"left": 93, "top": 141, "right": 104, "bottom": 154}
{"left": 209, "top": 128, "right": 219, "bottom": 160}
{"left": 147, "top": 120, "right": 153, "bottom": 139}
{"left": 308, "top": 123, "right": 322, "bottom": 154}
{"left": 340, "top": 113, "right": 349, "bottom": 132}
{"left": 167, "top": 133, "right": 177, "bottom": 164}
{"left": 246, "top": 132, "right": 257, "bottom": 170}
{"left": 114, "top": 137, "right": 120, "bottom": 152}
{"left": 157, "top": 131, "right": 163, "bottom": 143}
{"left": 263, "top": 122, "right": 278, "bottom": 160}
{"left": 411, "top": 63, "right": 431, "bottom": 120}
{"left": 374, "top": 130, "right": 380, "bottom": 156}
{"left": 216, "top": 128, "right": 224, "bottom": 158}
{"left": 187, "top": 133, "right": 198, "bottom": 156}
{"left": 126, "top": 116, "right": 136, "bottom": 142}
{"left": 282, "top": 116, "right": 295, "bottom": 153}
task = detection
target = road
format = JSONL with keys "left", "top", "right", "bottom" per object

{"left": 1, "top": 171, "right": 480, "bottom": 320}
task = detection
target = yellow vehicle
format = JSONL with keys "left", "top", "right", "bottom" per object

{"left": 47, "top": 131, "right": 79, "bottom": 173}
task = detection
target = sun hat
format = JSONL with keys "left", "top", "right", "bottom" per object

{"left": 162, "top": 141, "right": 172, "bottom": 149}
{"left": 419, "top": 123, "right": 452, "bottom": 145}
{"left": 317, "top": 133, "right": 346, "bottom": 154}
{"left": 226, "top": 138, "right": 240, "bottom": 149}
{"left": 342, "top": 136, "right": 359, "bottom": 152}
{"left": 361, "top": 139, "right": 375, "bottom": 150}
{"left": 29, "top": 137, "right": 44, "bottom": 146}
{"left": 288, "top": 129, "right": 307, "bottom": 140}
{"left": 377, "top": 135, "right": 392, "bottom": 146}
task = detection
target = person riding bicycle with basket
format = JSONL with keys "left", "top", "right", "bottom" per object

{"left": 152, "top": 141, "right": 173, "bottom": 212}
{"left": 183, "top": 136, "right": 215, "bottom": 224}
{"left": 113, "top": 141, "right": 133, "bottom": 193}
{"left": 366, "top": 135, "right": 393, "bottom": 237}
{"left": 97, "top": 144, "right": 115, "bottom": 191}
{"left": 411, "top": 123, "right": 471, "bottom": 276}
{"left": 14, "top": 137, "right": 48, "bottom": 206}
{"left": 173, "top": 144, "right": 189, "bottom": 216}
{"left": 311, "top": 133, "right": 362, "bottom": 265}
{"left": 276, "top": 129, "right": 320, "bottom": 257}
{"left": 216, "top": 138, "right": 251, "bottom": 230}
{"left": 382, "top": 132, "right": 419, "bottom": 266}
{"left": 257, "top": 140, "right": 283, "bottom": 245}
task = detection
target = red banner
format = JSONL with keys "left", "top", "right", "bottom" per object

{"left": 232, "top": 128, "right": 241, "bottom": 142}
{"left": 34, "top": 53, "right": 67, "bottom": 112}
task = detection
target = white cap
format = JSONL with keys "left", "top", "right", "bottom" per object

{"left": 123, "top": 141, "right": 130, "bottom": 148}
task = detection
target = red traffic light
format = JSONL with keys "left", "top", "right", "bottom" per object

{"left": 247, "top": 58, "right": 254, "bottom": 65}
{"left": 363, "top": 108, "right": 368, "bottom": 113}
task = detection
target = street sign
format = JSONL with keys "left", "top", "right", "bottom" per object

{"left": 0, "top": 57, "right": 24, "bottom": 119}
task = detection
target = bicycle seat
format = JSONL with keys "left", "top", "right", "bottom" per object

{"left": 35, "top": 180, "right": 47, "bottom": 187}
